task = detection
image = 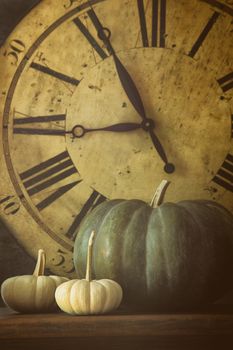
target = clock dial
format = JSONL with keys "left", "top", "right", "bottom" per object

{"left": 0, "top": 0, "right": 232, "bottom": 277}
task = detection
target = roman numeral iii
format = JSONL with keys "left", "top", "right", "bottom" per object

{"left": 19, "top": 151, "right": 81, "bottom": 211}
{"left": 212, "top": 153, "right": 233, "bottom": 193}
{"left": 137, "top": 0, "right": 167, "bottom": 47}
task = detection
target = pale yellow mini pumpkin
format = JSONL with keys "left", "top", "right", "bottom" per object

{"left": 1, "top": 249, "right": 68, "bottom": 313}
{"left": 55, "top": 231, "right": 123, "bottom": 315}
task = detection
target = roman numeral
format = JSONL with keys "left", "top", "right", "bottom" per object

{"left": 73, "top": 9, "right": 108, "bottom": 60}
{"left": 137, "top": 0, "right": 166, "bottom": 47}
{"left": 36, "top": 181, "right": 80, "bottom": 211}
{"left": 30, "top": 62, "right": 80, "bottom": 86}
{"left": 217, "top": 71, "right": 233, "bottom": 93}
{"left": 13, "top": 113, "right": 66, "bottom": 136}
{"left": 66, "top": 189, "right": 107, "bottom": 239}
{"left": 212, "top": 153, "right": 233, "bottom": 192}
{"left": 19, "top": 151, "right": 81, "bottom": 210}
{"left": 188, "top": 11, "right": 220, "bottom": 58}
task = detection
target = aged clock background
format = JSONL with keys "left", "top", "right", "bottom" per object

{"left": 0, "top": 0, "right": 233, "bottom": 304}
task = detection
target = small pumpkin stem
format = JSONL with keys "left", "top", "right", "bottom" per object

{"left": 33, "top": 249, "right": 46, "bottom": 276}
{"left": 150, "top": 180, "right": 170, "bottom": 208}
{"left": 85, "top": 231, "right": 95, "bottom": 282}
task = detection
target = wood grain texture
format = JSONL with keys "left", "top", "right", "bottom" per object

{"left": 1, "top": 307, "right": 233, "bottom": 349}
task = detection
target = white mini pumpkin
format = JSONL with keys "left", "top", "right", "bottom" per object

{"left": 55, "top": 231, "right": 123, "bottom": 315}
{"left": 1, "top": 249, "right": 68, "bottom": 313}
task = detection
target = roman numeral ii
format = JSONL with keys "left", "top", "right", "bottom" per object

{"left": 13, "top": 113, "right": 66, "bottom": 136}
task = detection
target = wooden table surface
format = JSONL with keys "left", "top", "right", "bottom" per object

{"left": 1, "top": 305, "right": 233, "bottom": 350}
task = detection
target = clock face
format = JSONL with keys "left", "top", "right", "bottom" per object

{"left": 0, "top": 0, "right": 233, "bottom": 277}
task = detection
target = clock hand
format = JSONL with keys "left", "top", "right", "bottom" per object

{"left": 140, "top": 119, "right": 175, "bottom": 173}
{"left": 112, "top": 54, "right": 147, "bottom": 120}
{"left": 148, "top": 129, "right": 175, "bottom": 174}
{"left": 68, "top": 121, "right": 174, "bottom": 171}
{"left": 87, "top": 5, "right": 146, "bottom": 120}
{"left": 87, "top": 4, "right": 174, "bottom": 173}
{"left": 67, "top": 122, "right": 142, "bottom": 138}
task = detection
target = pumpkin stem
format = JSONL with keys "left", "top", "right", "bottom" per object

{"left": 150, "top": 180, "right": 170, "bottom": 208}
{"left": 86, "top": 231, "right": 95, "bottom": 282}
{"left": 33, "top": 249, "right": 46, "bottom": 276}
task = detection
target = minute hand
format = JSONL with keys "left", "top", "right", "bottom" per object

{"left": 88, "top": 7, "right": 146, "bottom": 120}
{"left": 112, "top": 53, "right": 147, "bottom": 120}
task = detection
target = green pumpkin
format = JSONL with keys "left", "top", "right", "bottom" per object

{"left": 73, "top": 191, "right": 233, "bottom": 311}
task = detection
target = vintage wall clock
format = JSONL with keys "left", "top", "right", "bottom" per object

{"left": 0, "top": 0, "right": 233, "bottom": 277}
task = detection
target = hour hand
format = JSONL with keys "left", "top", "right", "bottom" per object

{"left": 67, "top": 122, "right": 142, "bottom": 138}
{"left": 149, "top": 129, "right": 175, "bottom": 174}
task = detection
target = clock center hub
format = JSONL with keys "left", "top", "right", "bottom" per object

{"left": 141, "top": 118, "right": 155, "bottom": 131}
{"left": 72, "top": 124, "right": 86, "bottom": 138}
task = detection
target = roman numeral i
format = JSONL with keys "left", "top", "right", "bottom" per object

{"left": 73, "top": 9, "right": 109, "bottom": 60}
{"left": 66, "top": 189, "right": 107, "bottom": 239}
{"left": 189, "top": 11, "right": 220, "bottom": 58}
{"left": 217, "top": 71, "right": 233, "bottom": 93}
{"left": 30, "top": 62, "right": 80, "bottom": 86}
